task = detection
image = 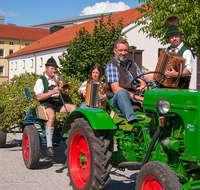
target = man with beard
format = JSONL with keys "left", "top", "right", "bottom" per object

{"left": 34, "top": 57, "right": 76, "bottom": 156}
{"left": 105, "top": 39, "right": 147, "bottom": 124}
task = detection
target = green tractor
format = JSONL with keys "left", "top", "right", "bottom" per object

{"left": 61, "top": 72, "right": 200, "bottom": 190}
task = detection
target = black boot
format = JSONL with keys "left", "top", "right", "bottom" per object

{"left": 47, "top": 147, "right": 54, "bottom": 156}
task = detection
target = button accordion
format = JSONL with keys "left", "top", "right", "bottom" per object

{"left": 154, "top": 51, "right": 186, "bottom": 88}
{"left": 85, "top": 82, "right": 107, "bottom": 109}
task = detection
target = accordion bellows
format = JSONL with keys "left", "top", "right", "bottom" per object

{"left": 154, "top": 51, "right": 186, "bottom": 88}
{"left": 85, "top": 82, "right": 107, "bottom": 109}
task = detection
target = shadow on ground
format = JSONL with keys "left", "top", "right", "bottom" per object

{"left": 108, "top": 169, "right": 139, "bottom": 190}
{"left": 37, "top": 141, "right": 68, "bottom": 171}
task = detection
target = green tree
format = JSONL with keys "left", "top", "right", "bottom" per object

{"left": 59, "top": 14, "right": 125, "bottom": 81}
{"left": 135, "top": 0, "right": 200, "bottom": 56}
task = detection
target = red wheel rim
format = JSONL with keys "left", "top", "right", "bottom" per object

{"left": 69, "top": 131, "right": 90, "bottom": 188}
{"left": 23, "top": 133, "right": 29, "bottom": 160}
{"left": 142, "top": 175, "right": 163, "bottom": 190}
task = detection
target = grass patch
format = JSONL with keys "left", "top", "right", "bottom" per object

{"left": 113, "top": 114, "right": 133, "bottom": 131}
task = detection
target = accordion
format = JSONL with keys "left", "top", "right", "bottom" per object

{"left": 85, "top": 82, "right": 107, "bottom": 109}
{"left": 154, "top": 51, "right": 186, "bottom": 88}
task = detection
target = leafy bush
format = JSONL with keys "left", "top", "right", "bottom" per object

{"left": 0, "top": 72, "right": 41, "bottom": 132}
{"left": 0, "top": 72, "right": 83, "bottom": 132}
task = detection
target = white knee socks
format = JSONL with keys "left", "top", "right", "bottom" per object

{"left": 46, "top": 126, "right": 54, "bottom": 147}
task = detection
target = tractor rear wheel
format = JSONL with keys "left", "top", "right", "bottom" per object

{"left": 66, "top": 118, "right": 112, "bottom": 190}
{"left": 135, "top": 161, "right": 182, "bottom": 190}
{"left": 0, "top": 129, "right": 6, "bottom": 148}
{"left": 22, "top": 125, "right": 40, "bottom": 169}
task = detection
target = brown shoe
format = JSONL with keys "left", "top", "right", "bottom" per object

{"left": 47, "top": 147, "right": 54, "bottom": 156}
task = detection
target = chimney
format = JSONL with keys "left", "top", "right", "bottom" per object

{"left": 0, "top": 16, "right": 5, "bottom": 24}
{"left": 50, "top": 25, "right": 64, "bottom": 34}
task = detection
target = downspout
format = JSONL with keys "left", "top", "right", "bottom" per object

{"left": 19, "top": 39, "right": 22, "bottom": 49}
{"left": 34, "top": 53, "right": 37, "bottom": 74}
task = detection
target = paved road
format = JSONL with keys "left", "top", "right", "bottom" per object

{"left": 0, "top": 133, "right": 139, "bottom": 190}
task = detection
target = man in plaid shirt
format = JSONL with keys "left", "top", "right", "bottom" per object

{"left": 105, "top": 39, "right": 147, "bottom": 124}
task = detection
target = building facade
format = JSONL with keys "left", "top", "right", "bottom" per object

{"left": 0, "top": 19, "right": 49, "bottom": 84}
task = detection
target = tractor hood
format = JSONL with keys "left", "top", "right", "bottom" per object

{"left": 143, "top": 88, "right": 200, "bottom": 159}
{"left": 143, "top": 88, "right": 199, "bottom": 112}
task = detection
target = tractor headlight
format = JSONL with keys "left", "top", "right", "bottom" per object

{"left": 155, "top": 99, "right": 171, "bottom": 115}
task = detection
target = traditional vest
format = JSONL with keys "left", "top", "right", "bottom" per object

{"left": 166, "top": 44, "right": 192, "bottom": 89}
{"left": 166, "top": 44, "right": 188, "bottom": 57}
{"left": 105, "top": 58, "right": 137, "bottom": 99}
{"left": 39, "top": 76, "right": 61, "bottom": 105}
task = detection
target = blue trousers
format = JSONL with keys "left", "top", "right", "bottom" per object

{"left": 110, "top": 90, "right": 139, "bottom": 123}
{"left": 79, "top": 102, "right": 89, "bottom": 108}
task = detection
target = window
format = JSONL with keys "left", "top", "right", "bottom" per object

{"left": 40, "top": 57, "right": 43, "bottom": 67}
{"left": 9, "top": 49, "right": 14, "bottom": 55}
{"left": 11, "top": 62, "right": 13, "bottom": 70}
{"left": 9, "top": 42, "right": 14, "bottom": 45}
{"left": 23, "top": 60, "right": 25, "bottom": 69}
{"left": 0, "top": 49, "right": 4, "bottom": 57}
{"left": 25, "top": 43, "right": 29, "bottom": 46}
{"left": 15, "top": 62, "right": 17, "bottom": 70}
{"left": 0, "top": 66, "right": 4, "bottom": 76}
{"left": 0, "top": 41, "right": 4, "bottom": 44}
{"left": 31, "top": 59, "right": 33, "bottom": 68}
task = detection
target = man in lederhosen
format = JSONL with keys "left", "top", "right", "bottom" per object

{"left": 34, "top": 57, "right": 76, "bottom": 156}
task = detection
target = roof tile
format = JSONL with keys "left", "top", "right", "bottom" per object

{"left": 0, "top": 25, "right": 49, "bottom": 40}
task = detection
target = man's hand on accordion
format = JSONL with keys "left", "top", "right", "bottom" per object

{"left": 165, "top": 66, "right": 178, "bottom": 79}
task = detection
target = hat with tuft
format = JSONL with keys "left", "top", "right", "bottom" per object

{"left": 167, "top": 24, "right": 182, "bottom": 38}
{"left": 45, "top": 57, "right": 58, "bottom": 67}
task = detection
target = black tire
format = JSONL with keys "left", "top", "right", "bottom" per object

{"left": 22, "top": 125, "right": 40, "bottom": 169}
{"left": 135, "top": 161, "right": 182, "bottom": 190}
{"left": 0, "top": 130, "right": 6, "bottom": 148}
{"left": 66, "top": 118, "right": 112, "bottom": 190}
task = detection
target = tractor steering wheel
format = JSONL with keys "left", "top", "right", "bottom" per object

{"left": 131, "top": 71, "right": 165, "bottom": 92}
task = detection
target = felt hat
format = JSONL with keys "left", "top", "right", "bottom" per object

{"left": 45, "top": 57, "right": 58, "bottom": 67}
{"left": 167, "top": 24, "right": 182, "bottom": 38}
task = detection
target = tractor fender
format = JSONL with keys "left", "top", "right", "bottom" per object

{"left": 61, "top": 108, "right": 117, "bottom": 138}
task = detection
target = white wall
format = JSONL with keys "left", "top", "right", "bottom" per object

{"left": 8, "top": 47, "right": 66, "bottom": 81}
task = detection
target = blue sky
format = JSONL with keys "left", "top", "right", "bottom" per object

{"left": 0, "top": 0, "right": 142, "bottom": 27}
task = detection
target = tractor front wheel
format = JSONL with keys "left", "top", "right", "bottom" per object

{"left": 66, "top": 118, "right": 112, "bottom": 190}
{"left": 135, "top": 161, "right": 182, "bottom": 190}
{"left": 0, "top": 129, "right": 6, "bottom": 148}
{"left": 22, "top": 125, "right": 40, "bottom": 169}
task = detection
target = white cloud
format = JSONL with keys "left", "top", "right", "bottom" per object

{"left": 0, "top": 9, "right": 20, "bottom": 17}
{"left": 81, "top": 1, "right": 130, "bottom": 15}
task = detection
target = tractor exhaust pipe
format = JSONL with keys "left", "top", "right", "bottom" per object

{"left": 117, "top": 125, "right": 165, "bottom": 170}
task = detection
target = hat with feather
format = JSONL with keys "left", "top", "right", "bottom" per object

{"left": 163, "top": 15, "right": 182, "bottom": 37}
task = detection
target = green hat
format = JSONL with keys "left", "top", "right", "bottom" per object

{"left": 167, "top": 24, "right": 182, "bottom": 37}
{"left": 45, "top": 57, "right": 58, "bottom": 67}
